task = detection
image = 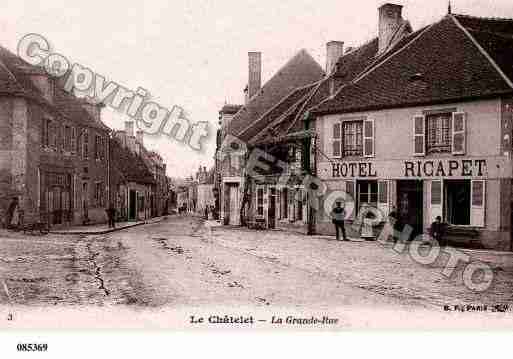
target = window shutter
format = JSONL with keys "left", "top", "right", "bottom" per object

{"left": 378, "top": 180, "right": 389, "bottom": 218}
{"left": 429, "top": 180, "right": 443, "bottom": 223}
{"left": 471, "top": 180, "right": 485, "bottom": 227}
{"left": 276, "top": 188, "right": 281, "bottom": 219}
{"left": 345, "top": 180, "right": 356, "bottom": 219}
{"left": 363, "top": 118, "right": 375, "bottom": 157}
{"left": 413, "top": 115, "right": 426, "bottom": 156}
{"left": 452, "top": 112, "right": 466, "bottom": 155}
{"left": 332, "top": 122, "right": 341, "bottom": 158}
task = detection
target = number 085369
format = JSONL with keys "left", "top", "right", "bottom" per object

{"left": 17, "top": 343, "right": 48, "bottom": 352}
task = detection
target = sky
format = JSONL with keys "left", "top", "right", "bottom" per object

{"left": 2, "top": 0, "right": 512, "bottom": 178}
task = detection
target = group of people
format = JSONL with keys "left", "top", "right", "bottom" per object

{"left": 330, "top": 201, "right": 447, "bottom": 245}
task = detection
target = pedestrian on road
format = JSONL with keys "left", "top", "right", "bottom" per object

{"left": 106, "top": 204, "right": 117, "bottom": 229}
{"left": 430, "top": 215, "right": 447, "bottom": 246}
{"left": 331, "top": 201, "right": 348, "bottom": 241}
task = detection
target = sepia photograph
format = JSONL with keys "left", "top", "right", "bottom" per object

{"left": 0, "top": 0, "right": 512, "bottom": 355}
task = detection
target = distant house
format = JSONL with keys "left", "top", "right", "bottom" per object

{"left": 110, "top": 126, "right": 156, "bottom": 222}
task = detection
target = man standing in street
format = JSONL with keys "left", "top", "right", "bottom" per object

{"left": 106, "top": 204, "right": 117, "bottom": 229}
{"left": 331, "top": 201, "right": 348, "bottom": 241}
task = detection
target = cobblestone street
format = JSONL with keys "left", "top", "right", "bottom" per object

{"left": 1, "top": 215, "right": 512, "bottom": 328}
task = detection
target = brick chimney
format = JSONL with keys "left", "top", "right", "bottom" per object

{"left": 378, "top": 3, "right": 404, "bottom": 55}
{"left": 246, "top": 52, "right": 261, "bottom": 103}
{"left": 136, "top": 130, "right": 144, "bottom": 146}
{"left": 115, "top": 130, "right": 127, "bottom": 148}
{"left": 326, "top": 41, "right": 344, "bottom": 75}
{"left": 125, "top": 121, "right": 135, "bottom": 137}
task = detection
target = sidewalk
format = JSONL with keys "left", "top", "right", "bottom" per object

{"left": 50, "top": 216, "right": 167, "bottom": 235}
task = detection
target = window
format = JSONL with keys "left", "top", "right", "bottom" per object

{"left": 71, "top": 127, "right": 77, "bottom": 153}
{"left": 95, "top": 135, "right": 101, "bottom": 160}
{"left": 256, "top": 187, "right": 264, "bottom": 216}
{"left": 41, "top": 118, "right": 50, "bottom": 147}
{"left": 426, "top": 113, "right": 452, "bottom": 154}
{"left": 83, "top": 129, "right": 89, "bottom": 159}
{"left": 94, "top": 182, "right": 104, "bottom": 207}
{"left": 358, "top": 180, "right": 378, "bottom": 211}
{"left": 343, "top": 121, "right": 363, "bottom": 156}
{"left": 295, "top": 189, "right": 303, "bottom": 221}
{"left": 64, "top": 126, "right": 71, "bottom": 152}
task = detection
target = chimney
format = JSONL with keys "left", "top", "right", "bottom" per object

{"left": 125, "top": 121, "right": 135, "bottom": 137}
{"left": 136, "top": 130, "right": 144, "bottom": 146}
{"left": 115, "top": 130, "right": 127, "bottom": 148}
{"left": 81, "top": 99, "right": 104, "bottom": 123}
{"left": 31, "top": 75, "right": 54, "bottom": 103}
{"left": 326, "top": 41, "right": 344, "bottom": 75}
{"left": 378, "top": 3, "right": 404, "bottom": 55}
{"left": 247, "top": 52, "right": 261, "bottom": 102}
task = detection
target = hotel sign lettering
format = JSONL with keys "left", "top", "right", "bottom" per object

{"left": 331, "top": 162, "right": 378, "bottom": 178}
{"left": 404, "top": 159, "right": 486, "bottom": 178}
{"left": 329, "top": 159, "right": 490, "bottom": 179}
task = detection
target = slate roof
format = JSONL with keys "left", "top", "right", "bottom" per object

{"left": 312, "top": 14, "right": 513, "bottom": 115}
{"left": 225, "top": 49, "right": 324, "bottom": 142}
{"left": 110, "top": 138, "right": 156, "bottom": 185}
{"left": 0, "top": 45, "right": 109, "bottom": 131}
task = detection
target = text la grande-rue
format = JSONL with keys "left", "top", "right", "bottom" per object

{"left": 331, "top": 159, "right": 487, "bottom": 178}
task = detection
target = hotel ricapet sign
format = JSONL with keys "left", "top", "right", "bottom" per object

{"left": 320, "top": 157, "right": 512, "bottom": 180}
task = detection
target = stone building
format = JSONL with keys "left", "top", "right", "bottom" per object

{"left": 109, "top": 127, "right": 155, "bottom": 222}
{"left": 311, "top": 7, "right": 513, "bottom": 250}
{"left": 0, "top": 45, "right": 110, "bottom": 227}
{"left": 216, "top": 49, "right": 325, "bottom": 226}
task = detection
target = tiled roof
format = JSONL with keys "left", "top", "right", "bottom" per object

{"left": 313, "top": 15, "right": 513, "bottom": 115}
{"left": 240, "top": 82, "right": 317, "bottom": 143}
{"left": 0, "top": 45, "right": 109, "bottom": 131}
{"left": 454, "top": 14, "right": 513, "bottom": 84}
{"left": 110, "top": 138, "right": 156, "bottom": 185}
{"left": 225, "top": 49, "right": 324, "bottom": 140}
{"left": 219, "top": 104, "right": 242, "bottom": 114}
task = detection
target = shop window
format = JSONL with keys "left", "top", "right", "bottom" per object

{"left": 445, "top": 180, "right": 471, "bottom": 225}
{"left": 256, "top": 187, "right": 264, "bottom": 216}
{"left": 426, "top": 113, "right": 452, "bottom": 154}
{"left": 357, "top": 180, "right": 378, "bottom": 211}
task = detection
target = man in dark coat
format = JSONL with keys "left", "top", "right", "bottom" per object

{"left": 106, "top": 204, "right": 117, "bottom": 228}
{"left": 331, "top": 201, "right": 348, "bottom": 241}
{"left": 430, "top": 216, "right": 447, "bottom": 246}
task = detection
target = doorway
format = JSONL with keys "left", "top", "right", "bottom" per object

{"left": 397, "top": 180, "right": 424, "bottom": 238}
{"left": 129, "top": 190, "right": 137, "bottom": 221}
{"left": 268, "top": 187, "right": 276, "bottom": 229}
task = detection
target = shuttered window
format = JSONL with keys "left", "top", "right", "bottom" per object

{"left": 332, "top": 123, "right": 341, "bottom": 157}
{"left": 363, "top": 119, "right": 375, "bottom": 157}
{"left": 471, "top": 180, "right": 485, "bottom": 227}
{"left": 413, "top": 115, "right": 426, "bottom": 156}
{"left": 452, "top": 112, "right": 466, "bottom": 155}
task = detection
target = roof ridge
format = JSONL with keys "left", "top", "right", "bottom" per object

{"left": 236, "top": 80, "right": 320, "bottom": 138}
{"left": 451, "top": 14, "right": 513, "bottom": 88}
{"left": 454, "top": 13, "right": 513, "bottom": 22}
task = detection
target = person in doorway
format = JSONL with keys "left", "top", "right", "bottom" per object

{"left": 5, "top": 197, "right": 19, "bottom": 229}
{"left": 106, "top": 204, "right": 117, "bottom": 229}
{"left": 331, "top": 201, "right": 348, "bottom": 241}
{"left": 430, "top": 216, "right": 447, "bottom": 246}
{"left": 387, "top": 205, "right": 399, "bottom": 242}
